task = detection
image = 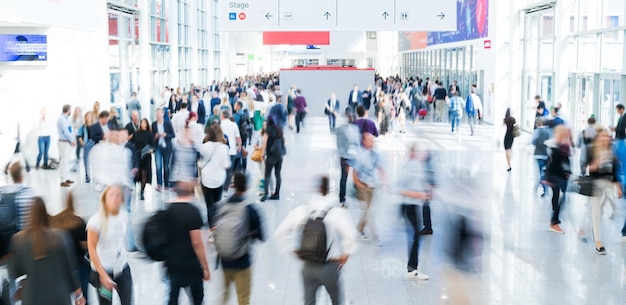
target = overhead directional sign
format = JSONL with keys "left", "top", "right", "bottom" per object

{"left": 219, "top": 0, "right": 456, "bottom": 31}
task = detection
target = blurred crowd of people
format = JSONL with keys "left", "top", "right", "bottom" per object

{"left": 0, "top": 72, "right": 492, "bottom": 305}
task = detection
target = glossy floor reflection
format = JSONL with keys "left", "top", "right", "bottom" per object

{"left": 11, "top": 116, "right": 626, "bottom": 305}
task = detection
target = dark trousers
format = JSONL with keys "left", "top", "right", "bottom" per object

{"left": 303, "top": 262, "right": 343, "bottom": 305}
{"left": 402, "top": 204, "right": 422, "bottom": 271}
{"left": 168, "top": 273, "right": 204, "bottom": 305}
{"left": 327, "top": 113, "right": 337, "bottom": 132}
{"left": 422, "top": 200, "right": 432, "bottom": 230}
{"left": 296, "top": 112, "right": 306, "bottom": 133}
{"left": 233, "top": 144, "right": 247, "bottom": 174}
{"left": 224, "top": 155, "right": 239, "bottom": 192}
{"left": 339, "top": 158, "right": 350, "bottom": 203}
{"left": 202, "top": 185, "right": 222, "bottom": 226}
{"left": 264, "top": 158, "right": 283, "bottom": 195}
{"left": 36, "top": 136, "right": 50, "bottom": 166}
{"left": 75, "top": 135, "right": 83, "bottom": 160}
{"left": 549, "top": 178, "right": 568, "bottom": 225}
{"left": 155, "top": 145, "right": 173, "bottom": 188}
{"left": 79, "top": 261, "right": 90, "bottom": 302}
{"left": 94, "top": 265, "right": 133, "bottom": 305}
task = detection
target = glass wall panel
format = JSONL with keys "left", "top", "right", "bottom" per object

{"left": 601, "top": 31, "right": 624, "bottom": 72}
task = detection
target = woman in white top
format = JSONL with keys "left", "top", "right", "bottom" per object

{"left": 36, "top": 108, "right": 51, "bottom": 169}
{"left": 185, "top": 112, "right": 205, "bottom": 145}
{"left": 198, "top": 124, "right": 231, "bottom": 226}
{"left": 87, "top": 185, "right": 132, "bottom": 305}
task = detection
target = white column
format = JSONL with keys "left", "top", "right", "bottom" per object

{"left": 189, "top": 0, "right": 199, "bottom": 84}
{"left": 138, "top": 0, "right": 152, "bottom": 121}
{"left": 554, "top": 1, "right": 573, "bottom": 112}
{"left": 168, "top": 0, "right": 179, "bottom": 89}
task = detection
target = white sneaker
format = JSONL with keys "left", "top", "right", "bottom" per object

{"left": 407, "top": 270, "right": 429, "bottom": 280}
{"left": 359, "top": 232, "right": 368, "bottom": 240}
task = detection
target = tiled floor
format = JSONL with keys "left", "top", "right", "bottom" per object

{"left": 11, "top": 115, "right": 626, "bottom": 305}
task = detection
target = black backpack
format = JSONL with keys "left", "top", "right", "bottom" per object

{"left": 0, "top": 188, "right": 24, "bottom": 258}
{"left": 237, "top": 110, "right": 251, "bottom": 141}
{"left": 297, "top": 208, "right": 332, "bottom": 263}
{"left": 141, "top": 209, "right": 172, "bottom": 261}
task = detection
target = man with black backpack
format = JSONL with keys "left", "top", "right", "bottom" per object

{"left": 0, "top": 161, "right": 35, "bottom": 260}
{"left": 213, "top": 173, "right": 264, "bottom": 305}
{"left": 160, "top": 181, "right": 210, "bottom": 305}
{"left": 274, "top": 176, "right": 357, "bottom": 305}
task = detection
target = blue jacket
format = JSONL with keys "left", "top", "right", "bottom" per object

{"left": 348, "top": 90, "right": 363, "bottom": 106}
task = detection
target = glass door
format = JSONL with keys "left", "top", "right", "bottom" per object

{"left": 573, "top": 75, "right": 594, "bottom": 133}
{"left": 598, "top": 77, "right": 621, "bottom": 128}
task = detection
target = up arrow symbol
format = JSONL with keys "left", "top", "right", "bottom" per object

{"left": 324, "top": 12, "right": 331, "bottom": 20}
{"left": 382, "top": 12, "right": 389, "bottom": 20}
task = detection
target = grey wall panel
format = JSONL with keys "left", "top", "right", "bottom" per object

{"left": 280, "top": 69, "right": 376, "bottom": 117}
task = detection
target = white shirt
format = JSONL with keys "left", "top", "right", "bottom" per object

{"left": 254, "top": 101, "right": 266, "bottom": 115}
{"left": 90, "top": 142, "right": 132, "bottom": 187}
{"left": 198, "top": 142, "right": 231, "bottom": 188}
{"left": 191, "top": 101, "right": 199, "bottom": 114}
{"left": 266, "top": 101, "right": 277, "bottom": 115}
{"left": 163, "top": 91, "right": 172, "bottom": 107}
{"left": 471, "top": 93, "right": 483, "bottom": 115}
{"left": 187, "top": 122, "right": 205, "bottom": 145}
{"left": 273, "top": 194, "right": 357, "bottom": 259}
{"left": 87, "top": 211, "right": 129, "bottom": 275}
{"left": 38, "top": 118, "right": 51, "bottom": 137}
{"left": 260, "top": 91, "right": 270, "bottom": 104}
{"left": 172, "top": 109, "right": 190, "bottom": 136}
{"left": 220, "top": 119, "right": 241, "bottom": 155}
{"left": 352, "top": 90, "right": 358, "bottom": 102}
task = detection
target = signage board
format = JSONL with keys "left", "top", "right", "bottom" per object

{"left": 219, "top": 0, "right": 456, "bottom": 32}
{"left": 0, "top": 35, "right": 47, "bottom": 62}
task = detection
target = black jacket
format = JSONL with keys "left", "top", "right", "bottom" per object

{"left": 151, "top": 120, "right": 176, "bottom": 149}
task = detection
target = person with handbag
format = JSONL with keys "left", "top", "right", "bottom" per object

{"left": 503, "top": 108, "right": 517, "bottom": 172}
{"left": 198, "top": 124, "right": 231, "bottom": 226}
{"left": 587, "top": 129, "right": 622, "bottom": 255}
{"left": 133, "top": 119, "right": 154, "bottom": 201}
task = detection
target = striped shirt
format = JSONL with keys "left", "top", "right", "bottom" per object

{"left": 0, "top": 184, "right": 35, "bottom": 231}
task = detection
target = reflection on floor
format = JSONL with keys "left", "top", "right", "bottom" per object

{"left": 13, "top": 117, "right": 626, "bottom": 305}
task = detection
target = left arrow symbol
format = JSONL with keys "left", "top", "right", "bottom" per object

{"left": 265, "top": 13, "right": 273, "bottom": 20}
{"left": 324, "top": 12, "right": 331, "bottom": 20}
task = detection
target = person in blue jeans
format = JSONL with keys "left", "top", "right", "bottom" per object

{"left": 36, "top": 109, "right": 52, "bottom": 169}
{"left": 532, "top": 118, "right": 551, "bottom": 197}
{"left": 152, "top": 108, "right": 176, "bottom": 191}
{"left": 448, "top": 91, "right": 463, "bottom": 134}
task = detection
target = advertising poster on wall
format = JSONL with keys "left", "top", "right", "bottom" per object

{"left": 0, "top": 35, "right": 47, "bottom": 62}
{"left": 399, "top": 0, "right": 489, "bottom": 51}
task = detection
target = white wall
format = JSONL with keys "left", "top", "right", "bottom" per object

{"left": 0, "top": 1, "right": 109, "bottom": 164}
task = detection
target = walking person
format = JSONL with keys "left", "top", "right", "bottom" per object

{"left": 163, "top": 182, "right": 211, "bottom": 305}
{"left": 336, "top": 108, "right": 361, "bottom": 207}
{"left": 35, "top": 108, "right": 52, "bottom": 169}
{"left": 449, "top": 91, "right": 463, "bottom": 134}
{"left": 294, "top": 89, "right": 308, "bottom": 133}
{"left": 274, "top": 176, "right": 357, "bottom": 305}
{"left": 544, "top": 126, "right": 573, "bottom": 234}
{"left": 398, "top": 144, "right": 432, "bottom": 280}
{"left": 57, "top": 105, "right": 76, "bottom": 187}
{"left": 325, "top": 93, "right": 340, "bottom": 133}
{"left": 79, "top": 112, "right": 95, "bottom": 182}
{"left": 215, "top": 173, "right": 264, "bottom": 305}
{"left": 133, "top": 119, "right": 154, "bottom": 200}
{"left": 87, "top": 185, "right": 133, "bottom": 305}
{"left": 260, "top": 116, "right": 286, "bottom": 202}
{"left": 348, "top": 84, "right": 363, "bottom": 112}
{"left": 609, "top": 104, "right": 626, "bottom": 192}
{"left": 198, "top": 124, "right": 231, "bottom": 226}
{"left": 9, "top": 197, "right": 86, "bottom": 305}
{"left": 220, "top": 109, "right": 242, "bottom": 194}
{"left": 433, "top": 82, "right": 447, "bottom": 122}
{"left": 353, "top": 133, "right": 387, "bottom": 244}
{"left": 72, "top": 107, "right": 84, "bottom": 165}
{"left": 587, "top": 129, "right": 622, "bottom": 255}
{"left": 503, "top": 108, "right": 517, "bottom": 172}
{"left": 464, "top": 92, "right": 476, "bottom": 136}
{"left": 532, "top": 118, "right": 551, "bottom": 197}
{"left": 152, "top": 108, "right": 176, "bottom": 191}
{"left": 577, "top": 116, "right": 598, "bottom": 175}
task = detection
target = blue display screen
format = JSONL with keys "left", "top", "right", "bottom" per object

{"left": 0, "top": 35, "right": 47, "bottom": 62}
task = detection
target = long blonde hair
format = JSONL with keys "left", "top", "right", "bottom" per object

{"left": 98, "top": 185, "right": 124, "bottom": 235}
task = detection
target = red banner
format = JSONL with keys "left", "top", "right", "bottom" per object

{"left": 263, "top": 32, "right": 330, "bottom": 45}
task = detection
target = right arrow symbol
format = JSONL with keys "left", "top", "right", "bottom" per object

{"left": 437, "top": 12, "right": 445, "bottom": 19}
{"left": 382, "top": 12, "right": 389, "bottom": 20}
